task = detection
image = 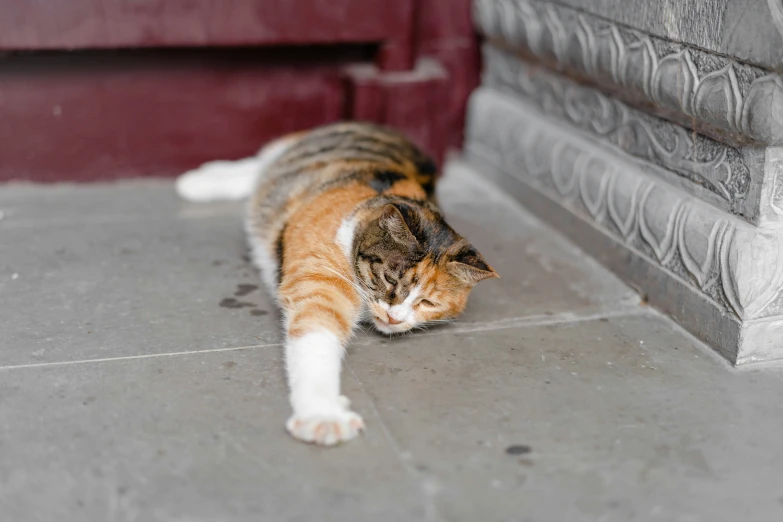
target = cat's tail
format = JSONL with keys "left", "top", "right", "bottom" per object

{"left": 175, "top": 136, "right": 296, "bottom": 202}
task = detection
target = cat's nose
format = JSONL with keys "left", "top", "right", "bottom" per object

{"left": 386, "top": 315, "right": 402, "bottom": 325}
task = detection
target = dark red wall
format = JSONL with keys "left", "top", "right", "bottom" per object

{"left": 0, "top": 0, "right": 478, "bottom": 182}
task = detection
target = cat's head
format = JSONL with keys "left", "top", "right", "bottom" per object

{"left": 351, "top": 199, "right": 498, "bottom": 334}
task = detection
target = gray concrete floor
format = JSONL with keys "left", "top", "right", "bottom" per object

{"left": 2, "top": 162, "right": 783, "bottom": 522}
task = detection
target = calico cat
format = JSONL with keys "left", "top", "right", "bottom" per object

{"left": 177, "top": 123, "right": 498, "bottom": 446}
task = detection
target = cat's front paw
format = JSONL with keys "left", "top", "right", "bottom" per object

{"left": 286, "top": 409, "right": 365, "bottom": 446}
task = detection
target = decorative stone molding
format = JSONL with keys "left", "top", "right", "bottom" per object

{"left": 473, "top": 0, "right": 783, "bottom": 147}
{"left": 467, "top": 0, "right": 783, "bottom": 363}
{"left": 539, "top": 0, "right": 783, "bottom": 72}
{"left": 772, "top": 158, "right": 783, "bottom": 215}
{"left": 769, "top": 0, "right": 783, "bottom": 41}
{"left": 482, "top": 45, "right": 760, "bottom": 220}
{"left": 465, "top": 88, "right": 783, "bottom": 364}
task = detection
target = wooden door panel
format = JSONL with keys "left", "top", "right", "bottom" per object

{"left": 0, "top": 0, "right": 476, "bottom": 181}
{"left": 0, "top": 0, "right": 410, "bottom": 50}
{"left": 0, "top": 49, "right": 348, "bottom": 182}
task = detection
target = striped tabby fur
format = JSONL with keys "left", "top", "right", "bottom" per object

{"left": 177, "top": 123, "right": 497, "bottom": 446}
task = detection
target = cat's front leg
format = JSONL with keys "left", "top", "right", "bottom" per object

{"left": 284, "top": 329, "right": 364, "bottom": 446}
{"left": 279, "top": 268, "right": 365, "bottom": 446}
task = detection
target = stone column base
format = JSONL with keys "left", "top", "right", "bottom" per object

{"left": 465, "top": 88, "right": 783, "bottom": 365}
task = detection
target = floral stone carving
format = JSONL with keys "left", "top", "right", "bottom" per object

{"left": 466, "top": 87, "right": 783, "bottom": 364}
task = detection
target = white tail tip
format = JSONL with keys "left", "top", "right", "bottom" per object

{"left": 176, "top": 158, "right": 260, "bottom": 202}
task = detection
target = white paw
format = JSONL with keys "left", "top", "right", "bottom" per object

{"left": 286, "top": 408, "right": 365, "bottom": 446}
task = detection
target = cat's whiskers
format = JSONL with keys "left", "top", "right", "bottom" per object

{"left": 413, "top": 317, "right": 455, "bottom": 332}
{"left": 353, "top": 322, "right": 368, "bottom": 335}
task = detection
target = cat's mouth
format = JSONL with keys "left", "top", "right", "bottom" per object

{"left": 372, "top": 316, "right": 413, "bottom": 334}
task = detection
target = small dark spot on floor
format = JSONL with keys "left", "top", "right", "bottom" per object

{"left": 82, "top": 396, "right": 96, "bottom": 406}
{"left": 517, "top": 457, "right": 535, "bottom": 466}
{"left": 157, "top": 369, "right": 163, "bottom": 374}
{"left": 222, "top": 361, "right": 237, "bottom": 369}
{"left": 544, "top": 310, "right": 554, "bottom": 316}
{"left": 250, "top": 309, "right": 268, "bottom": 317}
{"left": 220, "top": 298, "right": 255, "bottom": 309}
{"left": 506, "top": 444, "right": 532, "bottom": 455}
{"left": 235, "top": 283, "right": 258, "bottom": 297}
{"left": 212, "top": 260, "right": 225, "bottom": 267}
{"left": 241, "top": 254, "right": 252, "bottom": 263}
{"left": 599, "top": 317, "right": 610, "bottom": 322}
{"left": 431, "top": 369, "right": 436, "bottom": 374}
{"left": 117, "top": 486, "right": 128, "bottom": 495}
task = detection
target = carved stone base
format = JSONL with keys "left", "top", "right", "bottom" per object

{"left": 465, "top": 88, "right": 783, "bottom": 365}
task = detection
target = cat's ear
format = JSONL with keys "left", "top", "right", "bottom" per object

{"left": 379, "top": 204, "right": 418, "bottom": 246}
{"left": 448, "top": 244, "right": 499, "bottom": 285}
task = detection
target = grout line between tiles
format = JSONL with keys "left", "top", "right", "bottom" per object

{"left": 345, "top": 363, "right": 446, "bottom": 522}
{"left": 352, "top": 307, "right": 651, "bottom": 346}
{"left": 1, "top": 309, "right": 649, "bottom": 371}
{"left": 0, "top": 342, "right": 281, "bottom": 371}
{"left": 445, "top": 308, "right": 648, "bottom": 333}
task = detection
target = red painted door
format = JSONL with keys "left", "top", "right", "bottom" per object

{"left": 0, "top": 0, "right": 477, "bottom": 182}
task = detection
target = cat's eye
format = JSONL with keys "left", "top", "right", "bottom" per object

{"left": 383, "top": 274, "right": 397, "bottom": 285}
{"left": 417, "top": 299, "right": 436, "bottom": 308}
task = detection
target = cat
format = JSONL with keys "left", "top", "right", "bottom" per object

{"left": 176, "top": 122, "right": 498, "bottom": 446}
